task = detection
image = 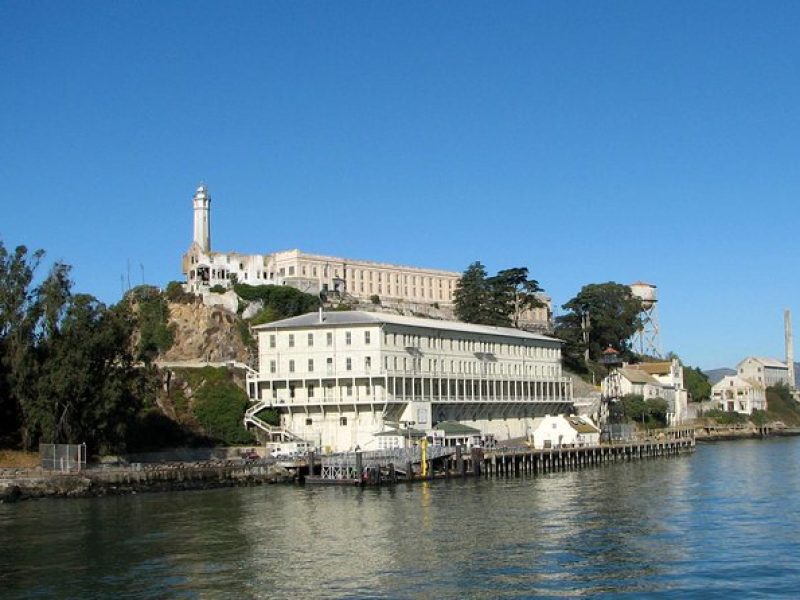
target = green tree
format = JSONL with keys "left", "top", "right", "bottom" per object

{"left": 488, "top": 267, "right": 545, "bottom": 328}
{"left": 454, "top": 262, "right": 491, "bottom": 324}
{"left": 615, "top": 394, "right": 669, "bottom": 428}
{"left": 555, "top": 282, "right": 643, "bottom": 371}
{"left": 31, "top": 295, "right": 143, "bottom": 452}
{"left": 0, "top": 243, "right": 44, "bottom": 444}
{"left": 683, "top": 366, "right": 711, "bottom": 402}
{"left": 127, "top": 285, "right": 174, "bottom": 364}
{"left": 454, "top": 262, "right": 545, "bottom": 327}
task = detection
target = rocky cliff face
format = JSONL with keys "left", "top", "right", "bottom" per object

{"left": 161, "top": 301, "right": 249, "bottom": 363}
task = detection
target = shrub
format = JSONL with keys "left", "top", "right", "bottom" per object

{"left": 209, "top": 284, "right": 227, "bottom": 294}
{"left": 234, "top": 283, "right": 319, "bottom": 320}
{"left": 370, "top": 294, "right": 381, "bottom": 305}
{"left": 128, "top": 285, "right": 174, "bottom": 362}
{"left": 165, "top": 281, "right": 196, "bottom": 304}
{"left": 703, "top": 409, "right": 749, "bottom": 425}
{"left": 191, "top": 375, "right": 254, "bottom": 445}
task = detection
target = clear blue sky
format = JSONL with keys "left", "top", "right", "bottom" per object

{"left": 2, "top": 1, "right": 798, "bottom": 369}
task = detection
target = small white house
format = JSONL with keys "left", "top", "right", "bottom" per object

{"left": 529, "top": 415, "right": 601, "bottom": 449}
{"left": 431, "top": 421, "right": 482, "bottom": 448}
{"left": 711, "top": 375, "right": 767, "bottom": 415}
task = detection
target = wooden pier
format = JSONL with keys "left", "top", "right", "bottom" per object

{"left": 303, "top": 436, "right": 696, "bottom": 485}
{"left": 479, "top": 437, "right": 695, "bottom": 478}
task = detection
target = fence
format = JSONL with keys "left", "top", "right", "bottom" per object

{"left": 39, "top": 443, "right": 87, "bottom": 472}
{"left": 319, "top": 447, "right": 455, "bottom": 480}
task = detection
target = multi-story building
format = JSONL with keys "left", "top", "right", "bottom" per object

{"left": 245, "top": 310, "right": 573, "bottom": 452}
{"left": 180, "top": 185, "right": 551, "bottom": 328}
{"left": 711, "top": 375, "right": 767, "bottom": 415}
{"left": 600, "top": 359, "right": 689, "bottom": 425}
{"left": 736, "top": 357, "right": 791, "bottom": 388}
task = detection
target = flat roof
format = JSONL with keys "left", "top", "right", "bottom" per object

{"left": 254, "top": 311, "right": 561, "bottom": 343}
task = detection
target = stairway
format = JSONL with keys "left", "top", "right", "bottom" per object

{"left": 243, "top": 400, "right": 303, "bottom": 442}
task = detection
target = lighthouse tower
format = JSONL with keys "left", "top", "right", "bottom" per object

{"left": 192, "top": 184, "right": 211, "bottom": 252}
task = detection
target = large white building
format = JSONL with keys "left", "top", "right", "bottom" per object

{"left": 736, "top": 357, "right": 792, "bottom": 388}
{"left": 245, "top": 311, "right": 573, "bottom": 452}
{"left": 180, "top": 185, "right": 551, "bottom": 328}
{"left": 711, "top": 375, "right": 767, "bottom": 415}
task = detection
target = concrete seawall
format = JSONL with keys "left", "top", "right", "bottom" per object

{"left": 0, "top": 462, "right": 291, "bottom": 502}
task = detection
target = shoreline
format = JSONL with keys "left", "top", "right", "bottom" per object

{"left": 3, "top": 427, "right": 799, "bottom": 502}
{"left": 0, "top": 461, "right": 292, "bottom": 503}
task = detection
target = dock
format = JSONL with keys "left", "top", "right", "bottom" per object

{"left": 303, "top": 435, "right": 696, "bottom": 486}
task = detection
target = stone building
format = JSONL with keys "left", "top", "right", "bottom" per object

{"left": 180, "top": 185, "right": 551, "bottom": 328}
{"left": 736, "top": 357, "right": 792, "bottom": 388}
{"left": 245, "top": 311, "right": 573, "bottom": 452}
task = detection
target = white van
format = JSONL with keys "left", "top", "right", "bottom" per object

{"left": 267, "top": 441, "right": 313, "bottom": 459}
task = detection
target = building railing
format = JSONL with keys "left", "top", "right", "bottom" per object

{"left": 264, "top": 392, "right": 573, "bottom": 406}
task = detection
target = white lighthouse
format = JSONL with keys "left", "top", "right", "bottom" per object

{"left": 192, "top": 184, "right": 211, "bottom": 252}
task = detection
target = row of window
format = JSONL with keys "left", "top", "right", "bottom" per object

{"left": 266, "top": 354, "right": 558, "bottom": 378}
{"left": 274, "top": 384, "right": 371, "bottom": 401}
{"left": 383, "top": 333, "right": 558, "bottom": 358}
{"left": 383, "top": 356, "right": 560, "bottom": 377}
{"left": 271, "top": 356, "right": 373, "bottom": 374}
{"left": 270, "top": 331, "right": 371, "bottom": 349}
{"left": 267, "top": 330, "right": 558, "bottom": 359}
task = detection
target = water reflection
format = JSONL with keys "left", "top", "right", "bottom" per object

{"left": 3, "top": 439, "right": 800, "bottom": 598}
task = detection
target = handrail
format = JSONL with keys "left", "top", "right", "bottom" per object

{"left": 243, "top": 400, "right": 303, "bottom": 442}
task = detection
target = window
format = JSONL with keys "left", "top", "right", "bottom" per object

{"left": 308, "top": 359, "right": 314, "bottom": 372}
{"left": 340, "top": 417, "right": 348, "bottom": 426}
{"left": 345, "top": 331, "right": 352, "bottom": 345}
{"left": 307, "top": 333, "right": 314, "bottom": 347}
{"left": 288, "top": 266, "right": 295, "bottom": 275}
{"left": 346, "top": 385, "right": 353, "bottom": 396}
{"left": 305, "top": 418, "right": 312, "bottom": 426}
{"left": 289, "top": 360, "right": 295, "bottom": 373}
{"left": 288, "top": 334, "right": 295, "bottom": 348}
{"left": 270, "top": 360, "right": 276, "bottom": 374}
{"left": 307, "top": 385, "right": 314, "bottom": 398}
{"left": 365, "top": 356, "right": 372, "bottom": 371}
{"left": 327, "top": 332, "right": 333, "bottom": 346}
{"left": 270, "top": 335, "right": 276, "bottom": 348}
{"left": 365, "top": 331, "right": 371, "bottom": 345}
{"left": 346, "top": 358, "right": 352, "bottom": 371}
{"left": 326, "top": 357, "right": 333, "bottom": 373}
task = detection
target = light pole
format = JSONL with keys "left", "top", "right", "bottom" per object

{"left": 400, "top": 420, "right": 416, "bottom": 449}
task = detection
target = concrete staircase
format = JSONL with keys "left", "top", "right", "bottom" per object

{"left": 243, "top": 400, "right": 303, "bottom": 442}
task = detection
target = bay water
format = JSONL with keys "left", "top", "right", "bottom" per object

{"left": 2, "top": 437, "right": 800, "bottom": 598}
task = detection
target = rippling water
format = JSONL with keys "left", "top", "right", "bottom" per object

{"left": 3, "top": 438, "right": 800, "bottom": 598}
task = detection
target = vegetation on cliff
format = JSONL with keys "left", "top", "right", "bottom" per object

{"left": 233, "top": 283, "right": 319, "bottom": 325}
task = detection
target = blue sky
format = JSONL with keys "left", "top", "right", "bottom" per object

{"left": 1, "top": 1, "right": 798, "bottom": 369}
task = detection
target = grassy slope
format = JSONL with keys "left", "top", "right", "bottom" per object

{"left": 766, "top": 387, "right": 800, "bottom": 426}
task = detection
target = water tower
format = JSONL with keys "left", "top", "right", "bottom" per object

{"left": 630, "top": 281, "right": 662, "bottom": 358}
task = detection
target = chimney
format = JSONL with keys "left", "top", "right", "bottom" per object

{"left": 786, "top": 309, "right": 795, "bottom": 390}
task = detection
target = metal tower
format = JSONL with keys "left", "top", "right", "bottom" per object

{"left": 630, "top": 281, "right": 662, "bottom": 358}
